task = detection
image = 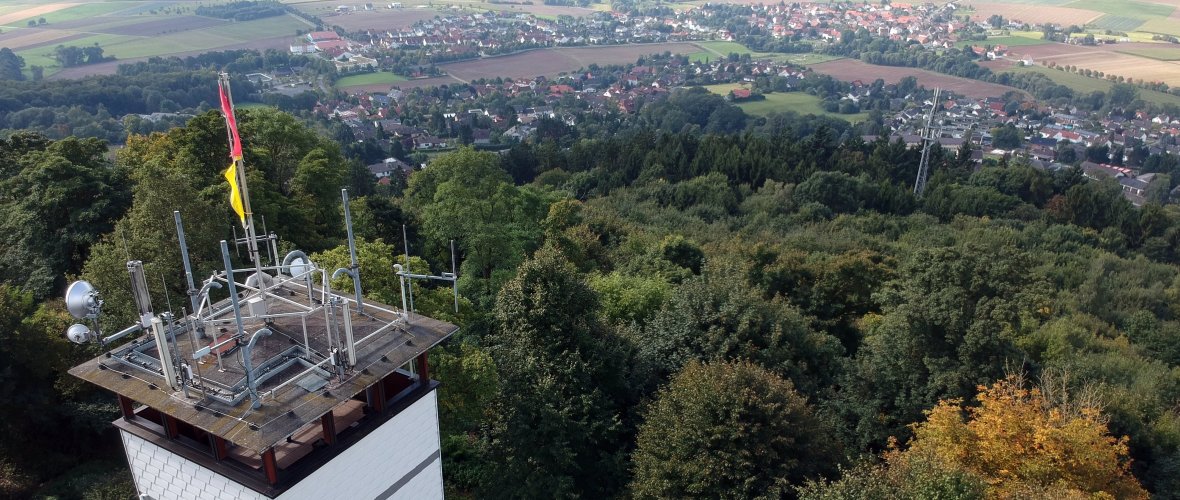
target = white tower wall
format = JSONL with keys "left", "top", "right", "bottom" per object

{"left": 121, "top": 390, "right": 444, "bottom": 500}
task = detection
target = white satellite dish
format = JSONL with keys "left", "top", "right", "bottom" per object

{"left": 289, "top": 257, "right": 309, "bottom": 277}
{"left": 65, "top": 280, "right": 101, "bottom": 319}
{"left": 282, "top": 250, "right": 312, "bottom": 277}
{"left": 66, "top": 323, "right": 91, "bottom": 344}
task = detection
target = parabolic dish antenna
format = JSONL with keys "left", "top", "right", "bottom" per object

{"left": 283, "top": 250, "right": 312, "bottom": 277}
{"left": 66, "top": 323, "right": 91, "bottom": 344}
{"left": 65, "top": 280, "right": 100, "bottom": 319}
{"left": 289, "top": 257, "right": 309, "bottom": 277}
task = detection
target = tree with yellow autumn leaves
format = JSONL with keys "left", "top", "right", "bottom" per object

{"left": 802, "top": 374, "right": 1148, "bottom": 499}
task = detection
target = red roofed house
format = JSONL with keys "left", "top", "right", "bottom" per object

{"left": 308, "top": 31, "right": 341, "bottom": 43}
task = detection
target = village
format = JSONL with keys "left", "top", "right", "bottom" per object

{"left": 239, "top": 1, "right": 1180, "bottom": 207}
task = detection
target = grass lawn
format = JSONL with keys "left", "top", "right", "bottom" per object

{"left": 704, "top": 83, "right": 869, "bottom": 122}
{"left": 694, "top": 41, "right": 840, "bottom": 66}
{"left": 685, "top": 51, "right": 714, "bottom": 63}
{"left": 336, "top": 71, "right": 409, "bottom": 87}
{"left": 1002, "top": 64, "right": 1180, "bottom": 107}
{"left": 1009, "top": 30, "right": 1048, "bottom": 40}
{"left": 988, "top": 35, "right": 1050, "bottom": 46}
{"left": 1125, "top": 31, "right": 1165, "bottom": 42}
{"left": 1116, "top": 46, "right": 1180, "bottom": 61}
{"left": 774, "top": 53, "right": 843, "bottom": 65}
{"left": 957, "top": 35, "right": 1048, "bottom": 48}
{"left": 236, "top": 101, "right": 273, "bottom": 110}
{"left": 698, "top": 41, "right": 754, "bottom": 56}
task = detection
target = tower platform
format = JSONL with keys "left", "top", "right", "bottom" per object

{"left": 68, "top": 277, "right": 458, "bottom": 498}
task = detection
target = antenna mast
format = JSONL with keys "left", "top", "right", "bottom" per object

{"left": 218, "top": 73, "right": 267, "bottom": 297}
{"left": 913, "top": 87, "right": 942, "bottom": 198}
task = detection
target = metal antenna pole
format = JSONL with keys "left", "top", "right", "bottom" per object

{"left": 914, "top": 87, "right": 941, "bottom": 198}
{"left": 450, "top": 239, "right": 458, "bottom": 313}
{"left": 341, "top": 189, "right": 365, "bottom": 314}
{"left": 220, "top": 240, "right": 247, "bottom": 344}
{"left": 183, "top": 307, "right": 208, "bottom": 401}
{"left": 159, "top": 277, "right": 185, "bottom": 396}
{"left": 402, "top": 224, "right": 414, "bottom": 315}
{"left": 174, "top": 211, "right": 205, "bottom": 339}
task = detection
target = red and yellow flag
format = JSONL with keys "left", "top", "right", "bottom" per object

{"left": 219, "top": 79, "right": 245, "bottom": 226}
{"left": 224, "top": 161, "right": 246, "bottom": 227}
{"left": 218, "top": 82, "right": 243, "bottom": 160}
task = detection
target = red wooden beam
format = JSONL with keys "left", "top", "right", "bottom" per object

{"left": 415, "top": 353, "right": 429, "bottom": 384}
{"left": 163, "top": 415, "right": 179, "bottom": 439}
{"left": 212, "top": 436, "right": 229, "bottom": 461}
{"left": 321, "top": 413, "right": 337, "bottom": 445}
{"left": 367, "top": 382, "right": 386, "bottom": 413}
{"left": 117, "top": 395, "right": 136, "bottom": 421}
{"left": 262, "top": 448, "right": 279, "bottom": 485}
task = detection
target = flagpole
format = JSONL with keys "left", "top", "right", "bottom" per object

{"left": 219, "top": 73, "right": 266, "bottom": 298}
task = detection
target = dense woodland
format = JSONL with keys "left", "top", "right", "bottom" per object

{"left": 4, "top": 102, "right": 1180, "bottom": 499}
{"left": 0, "top": 50, "right": 331, "bottom": 143}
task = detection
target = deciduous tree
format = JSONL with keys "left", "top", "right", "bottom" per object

{"left": 910, "top": 375, "right": 1147, "bottom": 498}
{"left": 479, "top": 248, "right": 628, "bottom": 499}
{"left": 632, "top": 360, "right": 841, "bottom": 499}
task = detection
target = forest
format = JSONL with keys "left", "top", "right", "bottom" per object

{"left": 2, "top": 104, "right": 1180, "bottom": 499}
{"left": 0, "top": 49, "right": 332, "bottom": 144}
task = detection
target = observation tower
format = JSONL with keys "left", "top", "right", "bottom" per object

{"left": 65, "top": 74, "right": 457, "bottom": 499}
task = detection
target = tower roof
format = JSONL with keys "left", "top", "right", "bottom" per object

{"left": 68, "top": 278, "right": 457, "bottom": 455}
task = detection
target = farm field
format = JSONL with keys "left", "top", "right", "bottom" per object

{"left": 336, "top": 71, "right": 409, "bottom": 88}
{"left": 1116, "top": 46, "right": 1180, "bottom": 61}
{"left": 962, "top": 1, "right": 1103, "bottom": 26}
{"left": 1090, "top": 15, "right": 1145, "bottom": 32}
{"left": 1, "top": 1, "right": 309, "bottom": 78}
{"left": 285, "top": 0, "right": 598, "bottom": 20}
{"left": 1139, "top": 18, "right": 1180, "bottom": 37}
{"left": 50, "top": 35, "right": 294, "bottom": 79}
{"left": 999, "top": 63, "right": 1180, "bottom": 107}
{"left": 810, "top": 59, "right": 1021, "bottom": 99}
{"left": 286, "top": 1, "right": 441, "bottom": 30}
{"left": 962, "top": 0, "right": 1073, "bottom": 4}
{"left": 1064, "top": 0, "right": 1174, "bottom": 18}
{"left": 1009, "top": 42, "right": 1180, "bottom": 86}
{"left": 0, "top": 2, "right": 76, "bottom": 25}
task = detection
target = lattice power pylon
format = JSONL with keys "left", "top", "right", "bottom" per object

{"left": 913, "top": 87, "right": 942, "bottom": 198}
